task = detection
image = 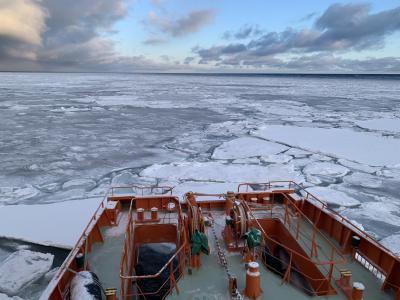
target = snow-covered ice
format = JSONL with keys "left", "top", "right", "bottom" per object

{"left": 140, "top": 161, "right": 304, "bottom": 183}
{"left": 305, "top": 186, "right": 361, "bottom": 207}
{"left": 254, "top": 125, "right": 400, "bottom": 166}
{"left": 284, "top": 148, "right": 311, "bottom": 158}
{"left": 0, "top": 185, "right": 40, "bottom": 205}
{"left": 0, "top": 198, "right": 101, "bottom": 249}
{"left": 291, "top": 158, "right": 313, "bottom": 168}
{"left": 310, "top": 154, "right": 332, "bottom": 161}
{"left": 0, "top": 250, "right": 53, "bottom": 296}
{"left": 62, "top": 179, "right": 96, "bottom": 191}
{"left": 380, "top": 233, "right": 400, "bottom": 255}
{"left": 377, "top": 168, "right": 400, "bottom": 178}
{"left": 343, "top": 173, "right": 383, "bottom": 189}
{"left": 343, "top": 200, "right": 400, "bottom": 228}
{"left": 0, "top": 293, "right": 24, "bottom": 300}
{"left": 232, "top": 157, "right": 260, "bottom": 164}
{"left": 337, "top": 159, "right": 380, "bottom": 174}
{"left": 70, "top": 271, "right": 100, "bottom": 300}
{"left": 260, "top": 154, "right": 292, "bottom": 164}
{"left": 356, "top": 118, "right": 400, "bottom": 133}
{"left": 303, "top": 162, "right": 350, "bottom": 178}
{"left": 211, "top": 137, "right": 288, "bottom": 159}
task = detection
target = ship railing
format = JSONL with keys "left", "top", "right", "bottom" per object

{"left": 110, "top": 184, "right": 173, "bottom": 197}
{"left": 257, "top": 238, "right": 336, "bottom": 296}
{"left": 242, "top": 191, "right": 346, "bottom": 266}
{"left": 40, "top": 186, "right": 122, "bottom": 299}
{"left": 119, "top": 196, "right": 187, "bottom": 299}
{"left": 238, "top": 180, "right": 400, "bottom": 259}
{"left": 243, "top": 201, "right": 344, "bottom": 293}
{"left": 354, "top": 251, "right": 386, "bottom": 281}
{"left": 238, "top": 181, "right": 400, "bottom": 295}
{"left": 40, "top": 185, "right": 174, "bottom": 300}
{"left": 237, "top": 180, "right": 295, "bottom": 193}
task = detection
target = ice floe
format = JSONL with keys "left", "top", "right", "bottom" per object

{"left": 92, "top": 95, "right": 139, "bottom": 106}
{"left": 0, "top": 198, "right": 101, "bottom": 249}
{"left": 376, "top": 168, "right": 400, "bottom": 179}
{"left": 211, "top": 137, "right": 288, "bottom": 159}
{"left": 111, "top": 171, "right": 139, "bottom": 186}
{"left": 254, "top": 100, "right": 313, "bottom": 117}
{"left": 284, "top": 148, "right": 311, "bottom": 158}
{"left": 253, "top": 125, "right": 400, "bottom": 166}
{"left": 232, "top": 157, "right": 260, "bottom": 164}
{"left": 205, "top": 121, "right": 255, "bottom": 137}
{"left": 50, "top": 106, "right": 91, "bottom": 113}
{"left": 62, "top": 179, "right": 96, "bottom": 191}
{"left": 0, "top": 293, "right": 24, "bottom": 300}
{"left": 310, "top": 154, "right": 332, "bottom": 161}
{"left": 291, "top": 158, "right": 313, "bottom": 168}
{"left": 303, "top": 162, "right": 350, "bottom": 178}
{"left": 0, "top": 250, "right": 53, "bottom": 296}
{"left": 337, "top": 159, "right": 380, "bottom": 174}
{"left": 356, "top": 118, "right": 400, "bottom": 133}
{"left": 348, "top": 219, "right": 364, "bottom": 231}
{"left": 140, "top": 161, "right": 304, "bottom": 183}
{"left": 380, "top": 233, "right": 400, "bottom": 255}
{"left": 343, "top": 200, "right": 400, "bottom": 228}
{"left": 305, "top": 186, "right": 361, "bottom": 207}
{"left": 343, "top": 173, "right": 383, "bottom": 189}
{"left": 0, "top": 185, "right": 40, "bottom": 205}
{"left": 70, "top": 271, "right": 101, "bottom": 300}
{"left": 260, "top": 154, "right": 292, "bottom": 164}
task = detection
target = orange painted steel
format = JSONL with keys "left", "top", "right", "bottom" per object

{"left": 42, "top": 187, "right": 118, "bottom": 300}
{"left": 110, "top": 185, "right": 173, "bottom": 197}
{"left": 238, "top": 181, "right": 400, "bottom": 297}
{"left": 42, "top": 182, "right": 400, "bottom": 299}
{"left": 42, "top": 185, "right": 173, "bottom": 300}
{"left": 243, "top": 201, "right": 339, "bottom": 296}
{"left": 119, "top": 195, "right": 188, "bottom": 299}
{"left": 244, "top": 261, "right": 263, "bottom": 299}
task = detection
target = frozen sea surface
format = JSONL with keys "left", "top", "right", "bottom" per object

{"left": 1, "top": 73, "right": 400, "bottom": 298}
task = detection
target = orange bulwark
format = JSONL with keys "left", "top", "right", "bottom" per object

{"left": 40, "top": 182, "right": 400, "bottom": 300}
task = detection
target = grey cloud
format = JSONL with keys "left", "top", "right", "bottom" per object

{"left": 300, "top": 12, "right": 317, "bottom": 22}
{"left": 0, "top": 0, "right": 47, "bottom": 60}
{"left": 37, "top": 0, "right": 128, "bottom": 64}
{"left": 143, "top": 37, "right": 168, "bottom": 45}
{"left": 284, "top": 54, "right": 400, "bottom": 73}
{"left": 195, "top": 3, "right": 400, "bottom": 69}
{"left": 223, "top": 24, "right": 263, "bottom": 40}
{"left": 184, "top": 56, "right": 195, "bottom": 64}
{"left": 314, "top": 3, "right": 400, "bottom": 51}
{"left": 0, "top": 0, "right": 159, "bottom": 71}
{"left": 145, "top": 9, "right": 215, "bottom": 37}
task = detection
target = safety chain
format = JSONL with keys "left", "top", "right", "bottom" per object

{"left": 209, "top": 216, "right": 243, "bottom": 300}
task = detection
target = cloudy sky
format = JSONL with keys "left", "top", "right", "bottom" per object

{"left": 0, "top": 0, "right": 399, "bottom": 72}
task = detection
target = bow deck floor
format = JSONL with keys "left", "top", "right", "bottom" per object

{"left": 169, "top": 210, "right": 393, "bottom": 300}
{"left": 85, "top": 206, "right": 393, "bottom": 299}
{"left": 41, "top": 183, "right": 400, "bottom": 300}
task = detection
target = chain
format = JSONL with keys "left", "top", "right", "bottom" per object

{"left": 209, "top": 216, "right": 243, "bottom": 300}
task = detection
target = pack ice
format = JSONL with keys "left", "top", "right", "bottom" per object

{"left": 355, "top": 118, "right": 400, "bottom": 133}
{"left": 0, "top": 294, "right": 23, "bottom": 300}
{"left": 212, "top": 137, "right": 288, "bottom": 159}
{"left": 305, "top": 186, "right": 361, "bottom": 208}
{"left": 0, "top": 250, "right": 53, "bottom": 296}
{"left": 140, "top": 161, "right": 304, "bottom": 183}
{"left": 253, "top": 125, "right": 400, "bottom": 166}
{"left": 0, "top": 198, "right": 101, "bottom": 249}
